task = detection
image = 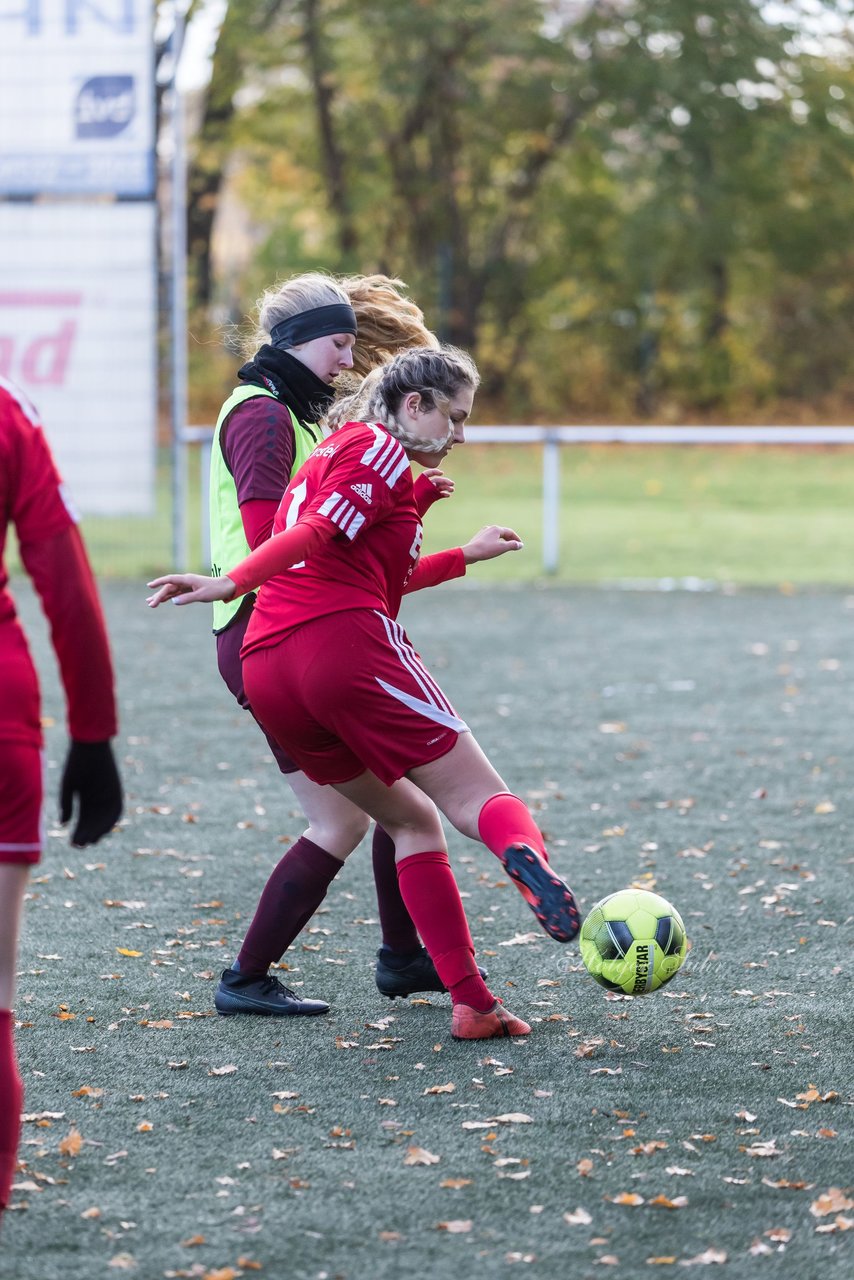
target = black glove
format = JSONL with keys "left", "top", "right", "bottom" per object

{"left": 59, "top": 740, "right": 123, "bottom": 847}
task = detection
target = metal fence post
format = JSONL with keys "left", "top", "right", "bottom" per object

{"left": 542, "top": 430, "right": 560, "bottom": 574}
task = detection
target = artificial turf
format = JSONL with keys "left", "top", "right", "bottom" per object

{"left": 3, "top": 581, "right": 851, "bottom": 1279}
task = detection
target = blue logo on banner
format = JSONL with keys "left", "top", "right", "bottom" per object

{"left": 75, "top": 76, "right": 135, "bottom": 138}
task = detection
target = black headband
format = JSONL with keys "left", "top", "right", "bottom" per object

{"left": 270, "top": 303, "right": 357, "bottom": 349}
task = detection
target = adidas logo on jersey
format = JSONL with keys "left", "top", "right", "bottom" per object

{"left": 350, "top": 482, "right": 373, "bottom": 503}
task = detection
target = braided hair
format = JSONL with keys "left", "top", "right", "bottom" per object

{"left": 325, "top": 346, "right": 479, "bottom": 454}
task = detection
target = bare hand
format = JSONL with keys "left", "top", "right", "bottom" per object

{"left": 420, "top": 467, "right": 455, "bottom": 498}
{"left": 461, "top": 525, "right": 524, "bottom": 565}
{"left": 146, "top": 573, "right": 236, "bottom": 608}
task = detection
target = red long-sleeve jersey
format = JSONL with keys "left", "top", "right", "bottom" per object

{"left": 0, "top": 377, "right": 118, "bottom": 745}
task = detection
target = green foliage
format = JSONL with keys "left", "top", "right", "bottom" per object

{"left": 185, "top": 0, "right": 854, "bottom": 421}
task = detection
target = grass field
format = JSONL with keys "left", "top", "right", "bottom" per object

{"left": 3, "top": 580, "right": 852, "bottom": 1279}
{"left": 38, "top": 442, "right": 854, "bottom": 585}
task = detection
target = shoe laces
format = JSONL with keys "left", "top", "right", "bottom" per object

{"left": 258, "top": 975, "right": 295, "bottom": 999}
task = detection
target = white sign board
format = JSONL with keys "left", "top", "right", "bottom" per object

{"left": 0, "top": 0, "right": 155, "bottom": 196}
{"left": 0, "top": 202, "right": 157, "bottom": 514}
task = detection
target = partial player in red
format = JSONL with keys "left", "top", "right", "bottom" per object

{"left": 0, "top": 377, "right": 123, "bottom": 1219}
{"left": 148, "top": 347, "right": 579, "bottom": 1041}
{"left": 209, "top": 271, "right": 485, "bottom": 1016}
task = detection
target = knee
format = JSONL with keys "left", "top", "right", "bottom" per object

{"left": 308, "top": 810, "right": 371, "bottom": 859}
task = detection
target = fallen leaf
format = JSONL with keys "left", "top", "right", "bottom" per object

{"left": 440, "top": 1178, "right": 472, "bottom": 1189}
{"left": 81, "top": 1206, "right": 101, "bottom": 1219}
{"left": 378, "top": 1231, "right": 402, "bottom": 1242}
{"left": 795, "top": 1085, "right": 839, "bottom": 1105}
{"left": 810, "top": 1188, "right": 854, "bottom": 1217}
{"left": 208, "top": 1065, "right": 237, "bottom": 1076}
{"left": 136, "top": 1121, "right": 153, "bottom": 1133}
{"left": 577, "top": 1158, "right": 594, "bottom": 1177}
{"left": 58, "top": 1127, "right": 83, "bottom": 1157}
{"left": 108, "top": 1256, "right": 137, "bottom": 1271}
{"left": 437, "top": 1220, "right": 472, "bottom": 1233}
{"left": 742, "top": 1140, "right": 780, "bottom": 1158}
{"left": 814, "top": 1215, "right": 853, "bottom": 1234}
{"left": 71, "top": 1086, "right": 103, "bottom": 1098}
{"left": 181, "top": 1235, "right": 206, "bottom": 1247}
{"left": 648, "top": 1195, "right": 688, "bottom": 1209}
{"left": 116, "top": 948, "right": 143, "bottom": 958}
{"left": 424, "top": 1083, "right": 456, "bottom": 1095}
{"left": 404, "top": 1145, "right": 440, "bottom": 1166}
{"left": 608, "top": 1192, "right": 644, "bottom": 1206}
{"left": 563, "top": 1207, "right": 593, "bottom": 1225}
{"left": 679, "top": 1248, "right": 727, "bottom": 1265}
{"left": 646, "top": 1259, "right": 678, "bottom": 1266}
{"left": 631, "top": 1141, "right": 668, "bottom": 1156}
{"left": 574, "top": 1042, "right": 599, "bottom": 1059}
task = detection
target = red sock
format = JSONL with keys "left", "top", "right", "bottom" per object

{"left": 0, "top": 1009, "right": 23, "bottom": 1212}
{"left": 396, "top": 852, "right": 494, "bottom": 1012}
{"left": 372, "top": 826, "right": 420, "bottom": 954}
{"left": 236, "top": 836, "right": 343, "bottom": 977}
{"left": 477, "top": 792, "right": 548, "bottom": 862}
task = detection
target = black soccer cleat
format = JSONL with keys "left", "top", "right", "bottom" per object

{"left": 214, "top": 963, "right": 329, "bottom": 1017}
{"left": 499, "top": 843, "right": 580, "bottom": 942}
{"left": 375, "top": 945, "right": 489, "bottom": 1000}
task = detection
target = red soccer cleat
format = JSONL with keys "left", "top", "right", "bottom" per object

{"left": 451, "top": 1001, "right": 532, "bottom": 1040}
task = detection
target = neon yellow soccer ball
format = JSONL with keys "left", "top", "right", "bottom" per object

{"left": 579, "top": 889, "right": 688, "bottom": 994}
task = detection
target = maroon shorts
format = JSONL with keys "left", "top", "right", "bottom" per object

{"left": 215, "top": 604, "right": 300, "bottom": 774}
{"left": 242, "top": 609, "right": 469, "bottom": 786}
{"left": 0, "top": 742, "right": 44, "bottom": 864}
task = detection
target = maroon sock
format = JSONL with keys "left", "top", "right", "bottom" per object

{"left": 396, "top": 851, "right": 494, "bottom": 1012}
{"left": 371, "top": 826, "right": 420, "bottom": 954}
{"left": 0, "top": 1010, "right": 23, "bottom": 1212}
{"left": 236, "top": 836, "right": 343, "bottom": 978}
{"left": 477, "top": 792, "right": 548, "bottom": 861}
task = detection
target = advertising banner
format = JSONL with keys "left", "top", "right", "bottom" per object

{"left": 0, "top": 0, "right": 155, "bottom": 196}
{"left": 0, "top": 202, "right": 157, "bottom": 514}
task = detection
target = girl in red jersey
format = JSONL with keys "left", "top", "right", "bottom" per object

{"left": 0, "top": 377, "right": 123, "bottom": 1217}
{"left": 148, "top": 347, "right": 579, "bottom": 1041}
{"left": 210, "top": 273, "right": 484, "bottom": 1016}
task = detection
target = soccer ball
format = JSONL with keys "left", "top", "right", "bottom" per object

{"left": 579, "top": 889, "right": 688, "bottom": 994}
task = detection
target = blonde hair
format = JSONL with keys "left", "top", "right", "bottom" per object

{"left": 326, "top": 346, "right": 480, "bottom": 453}
{"left": 241, "top": 271, "right": 438, "bottom": 372}
{"left": 341, "top": 275, "right": 439, "bottom": 378}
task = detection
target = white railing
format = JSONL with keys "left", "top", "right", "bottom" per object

{"left": 182, "top": 424, "right": 854, "bottom": 574}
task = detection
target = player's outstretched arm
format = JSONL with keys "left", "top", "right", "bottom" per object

{"left": 461, "top": 525, "right": 524, "bottom": 564}
{"left": 146, "top": 573, "right": 235, "bottom": 608}
{"left": 148, "top": 518, "right": 335, "bottom": 608}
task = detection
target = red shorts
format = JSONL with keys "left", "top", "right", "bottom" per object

{"left": 242, "top": 609, "right": 469, "bottom": 786}
{"left": 0, "top": 742, "right": 44, "bottom": 864}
